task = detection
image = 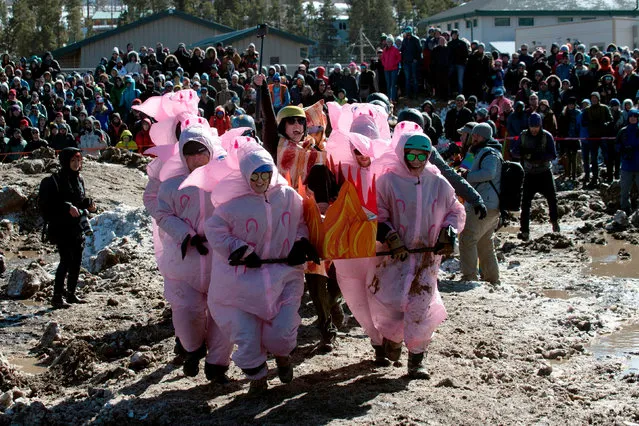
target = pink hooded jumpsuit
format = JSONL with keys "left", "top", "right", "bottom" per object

{"left": 369, "top": 132, "right": 466, "bottom": 354}
{"left": 205, "top": 145, "right": 308, "bottom": 380}
{"left": 154, "top": 125, "right": 233, "bottom": 366}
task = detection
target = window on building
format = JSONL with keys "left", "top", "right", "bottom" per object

{"left": 474, "top": 19, "right": 478, "bottom": 26}
{"left": 518, "top": 17, "right": 534, "bottom": 26}
{"left": 494, "top": 17, "right": 510, "bottom": 26}
{"left": 466, "top": 20, "right": 471, "bottom": 28}
{"left": 558, "top": 17, "right": 573, "bottom": 23}
{"left": 447, "top": 23, "right": 452, "bottom": 31}
{"left": 581, "top": 16, "right": 596, "bottom": 20}
{"left": 454, "top": 22, "right": 459, "bottom": 29}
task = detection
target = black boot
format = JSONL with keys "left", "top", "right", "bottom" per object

{"left": 183, "top": 343, "right": 206, "bottom": 377}
{"left": 247, "top": 377, "right": 268, "bottom": 396}
{"left": 372, "top": 345, "right": 391, "bottom": 367}
{"left": 205, "top": 363, "right": 230, "bottom": 384}
{"left": 407, "top": 352, "right": 430, "bottom": 379}
{"left": 52, "top": 293, "right": 70, "bottom": 309}
{"left": 275, "top": 355, "right": 294, "bottom": 383}
{"left": 383, "top": 338, "right": 402, "bottom": 362}
{"left": 65, "top": 292, "right": 87, "bottom": 304}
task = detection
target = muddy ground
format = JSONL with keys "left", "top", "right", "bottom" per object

{"left": 0, "top": 154, "right": 638, "bottom": 425}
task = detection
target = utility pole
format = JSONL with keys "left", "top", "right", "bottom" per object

{"left": 359, "top": 27, "right": 364, "bottom": 63}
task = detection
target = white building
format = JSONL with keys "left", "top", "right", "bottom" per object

{"left": 419, "top": 0, "right": 639, "bottom": 51}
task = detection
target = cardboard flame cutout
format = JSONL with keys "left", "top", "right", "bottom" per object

{"left": 300, "top": 161, "right": 378, "bottom": 259}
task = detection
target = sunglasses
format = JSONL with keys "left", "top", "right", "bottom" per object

{"left": 405, "top": 153, "right": 428, "bottom": 162}
{"left": 284, "top": 117, "right": 305, "bottom": 125}
{"left": 250, "top": 172, "right": 272, "bottom": 182}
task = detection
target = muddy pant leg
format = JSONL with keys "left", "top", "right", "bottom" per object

{"left": 213, "top": 305, "right": 267, "bottom": 380}
{"left": 204, "top": 313, "right": 234, "bottom": 366}
{"left": 581, "top": 142, "right": 590, "bottom": 178}
{"left": 539, "top": 169, "right": 559, "bottom": 223}
{"left": 368, "top": 292, "right": 405, "bottom": 345}
{"left": 403, "top": 273, "right": 447, "bottom": 354}
{"left": 306, "top": 273, "right": 337, "bottom": 341}
{"left": 589, "top": 141, "right": 600, "bottom": 181}
{"left": 620, "top": 170, "right": 635, "bottom": 212}
{"left": 477, "top": 210, "right": 501, "bottom": 283}
{"left": 519, "top": 174, "right": 538, "bottom": 233}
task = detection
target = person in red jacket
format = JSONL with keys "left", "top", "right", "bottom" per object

{"left": 209, "top": 106, "right": 231, "bottom": 136}
{"left": 134, "top": 118, "right": 153, "bottom": 152}
{"left": 381, "top": 36, "right": 402, "bottom": 102}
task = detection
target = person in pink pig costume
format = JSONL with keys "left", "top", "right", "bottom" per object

{"left": 198, "top": 140, "right": 319, "bottom": 395}
{"left": 153, "top": 123, "right": 234, "bottom": 383}
{"left": 368, "top": 131, "right": 466, "bottom": 379}
{"left": 137, "top": 91, "right": 204, "bottom": 361}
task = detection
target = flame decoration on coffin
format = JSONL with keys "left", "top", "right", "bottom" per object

{"left": 297, "top": 156, "right": 378, "bottom": 260}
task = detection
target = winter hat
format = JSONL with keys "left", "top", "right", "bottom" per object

{"left": 19, "top": 118, "right": 30, "bottom": 127}
{"left": 471, "top": 122, "right": 492, "bottom": 140}
{"left": 182, "top": 140, "right": 209, "bottom": 156}
{"left": 458, "top": 122, "right": 477, "bottom": 134}
{"left": 628, "top": 109, "right": 639, "bottom": 118}
{"left": 404, "top": 26, "right": 413, "bottom": 34}
{"left": 528, "top": 112, "right": 542, "bottom": 127}
{"left": 581, "top": 99, "right": 591, "bottom": 106}
{"left": 272, "top": 73, "right": 281, "bottom": 82}
{"left": 494, "top": 88, "right": 504, "bottom": 96}
{"left": 476, "top": 108, "right": 489, "bottom": 118}
{"left": 610, "top": 98, "right": 621, "bottom": 107}
{"left": 591, "top": 91, "right": 601, "bottom": 100}
{"left": 112, "top": 47, "right": 119, "bottom": 55}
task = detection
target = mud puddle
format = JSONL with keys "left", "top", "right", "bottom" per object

{"left": 584, "top": 240, "right": 639, "bottom": 278}
{"left": 9, "top": 356, "right": 48, "bottom": 375}
{"left": 541, "top": 289, "right": 589, "bottom": 300}
{"left": 590, "top": 323, "right": 639, "bottom": 373}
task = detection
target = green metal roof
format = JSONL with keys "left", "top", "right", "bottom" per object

{"left": 51, "top": 9, "right": 235, "bottom": 57}
{"left": 421, "top": 0, "right": 639, "bottom": 25}
{"left": 189, "top": 26, "right": 316, "bottom": 49}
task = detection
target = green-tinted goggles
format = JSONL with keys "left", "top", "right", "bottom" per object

{"left": 250, "top": 171, "right": 272, "bottom": 182}
{"left": 405, "top": 153, "right": 428, "bottom": 162}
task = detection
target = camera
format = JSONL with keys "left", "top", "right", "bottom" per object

{"left": 78, "top": 209, "right": 94, "bottom": 236}
{"left": 257, "top": 24, "right": 268, "bottom": 39}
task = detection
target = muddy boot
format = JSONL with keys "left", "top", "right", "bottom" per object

{"left": 407, "top": 352, "right": 430, "bottom": 380}
{"left": 65, "top": 292, "right": 86, "bottom": 304}
{"left": 275, "top": 355, "right": 294, "bottom": 383}
{"left": 517, "top": 231, "right": 529, "bottom": 241}
{"left": 247, "top": 377, "right": 268, "bottom": 396}
{"left": 373, "top": 345, "right": 391, "bottom": 367}
{"left": 552, "top": 221, "right": 560, "bottom": 233}
{"left": 383, "top": 338, "right": 402, "bottom": 362}
{"left": 205, "top": 363, "right": 230, "bottom": 384}
{"left": 330, "top": 303, "right": 345, "bottom": 330}
{"left": 51, "top": 293, "right": 70, "bottom": 309}
{"left": 183, "top": 343, "right": 206, "bottom": 377}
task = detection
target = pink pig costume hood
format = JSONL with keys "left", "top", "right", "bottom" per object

{"left": 204, "top": 141, "right": 309, "bottom": 378}
{"left": 366, "top": 129, "right": 466, "bottom": 353}
{"left": 153, "top": 124, "right": 232, "bottom": 364}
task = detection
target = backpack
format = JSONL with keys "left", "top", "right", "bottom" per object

{"left": 38, "top": 173, "right": 59, "bottom": 243}
{"left": 478, "top": 150, "right": 525, "bottom": 212}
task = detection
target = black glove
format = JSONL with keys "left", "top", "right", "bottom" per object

{"left": 474, "top": 203, "right": 488, "bottom": 220}
{"left": 190, "top": 234, "right": 209, "bottom": 256}
{"left": 181, "top": 235, "right": 191, "bottom": 260}
{"left": 287, "top": 238, "right": 320, "bottom": 266}
{"left": 435, "top": 225, "right": 456, "bottom": 256}
{"left": 228, "top": 245, "right": 249, "bottom": 264}
{"left": 244, "top": 252, "right": 262, "bottom": 268}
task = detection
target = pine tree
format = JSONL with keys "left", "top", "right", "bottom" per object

{"left": 266, "top": 0, "right": 283, "bottom": 29}
{"left": 395, "top": 0, "right": 414, "bottom": 29}
{"left": 35, "top": 0, "right": 63, "bottom": 52}
{"left": 283, "top": 0, "right": 304, "bottom": 35}
{"left": 7, "top": 0, "right": 37, "bottom": 55}
{"left": 317, "top": 0, "right": 338, "bottom": 62}
{"left": 65, "top": 0, "right": 83, "bottom": 43}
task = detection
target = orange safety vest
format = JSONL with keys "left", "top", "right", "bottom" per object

{"left": 268, "top": 84, "right": 288, "bottom": 105}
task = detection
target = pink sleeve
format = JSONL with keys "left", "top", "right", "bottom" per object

{"left": 205, "top": 208, "right": 249, "bottom": 259}
{"left": 156, "top": 183, "right": 195, "bottom": 243}
{"left": 143, "top": 177, "right": 161, "bottom": 219}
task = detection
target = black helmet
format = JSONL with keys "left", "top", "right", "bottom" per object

{"left": 397, "top": 108, "right": 424, "bottom": 129}
{"left": 367, "top": 92, "right": 391, "bottom": 109}
{"left": 369, "top": 99, "right": 390, "bottom": 114}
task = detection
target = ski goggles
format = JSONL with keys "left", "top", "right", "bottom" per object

{"left": 405, "top": 153, "right": 428, "bottom": 162}
{"left": 250, "top": 171, "right": 272, "bottom": 182}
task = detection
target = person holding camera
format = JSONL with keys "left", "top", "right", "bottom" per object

{"left": 39, "top": 147, "right": 96, "bottom": 309}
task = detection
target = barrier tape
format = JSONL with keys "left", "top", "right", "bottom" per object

{"left": 0, "top": 144, "right": 156, "bottom": 161}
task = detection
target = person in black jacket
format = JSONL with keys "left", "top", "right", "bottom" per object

{"left": 444, "top": 95, "right": 474, "bottom": 141}
{"left": 40, "top": 147, "right": 96, "bottom": 308}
